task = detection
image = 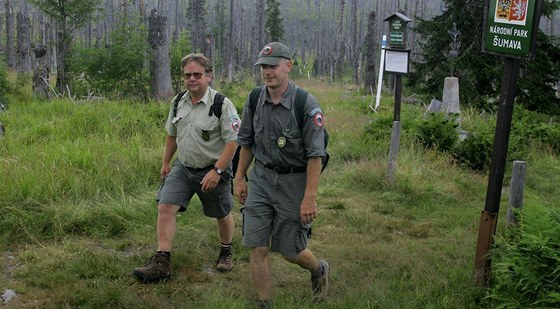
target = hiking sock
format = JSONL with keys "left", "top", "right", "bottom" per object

{"left": 312, "top": 262, "right": 324, "bottom": 278}
{"left": 157, "top": 250, "right": 171, "bottom": 257}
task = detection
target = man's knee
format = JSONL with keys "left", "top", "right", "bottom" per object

{"left": 157, "top": 204, "right": 180, "bottom": 218}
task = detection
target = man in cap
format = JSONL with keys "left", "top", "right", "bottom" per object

{"left": 234, "top": 42, "right": 329, "bottom": 307}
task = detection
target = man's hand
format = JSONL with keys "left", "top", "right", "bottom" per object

{"left": 300, "top": 196, "right": 317, "bottom": 224}
{"left": 234, "top": 177, "right": 248, "bottom": 205}
{"left": 201, "top": 169, "right": 221, "bottom": 192}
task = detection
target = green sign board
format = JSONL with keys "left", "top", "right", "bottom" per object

{"left": 389, "top": 20, "right": 405, "bottom": 48}
{"left": 482, "top": 0, "right": 542, "bottom": 59}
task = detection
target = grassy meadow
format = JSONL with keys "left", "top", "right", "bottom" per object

{"left": 1, "top": 79, "right": 559, "bottom": 308}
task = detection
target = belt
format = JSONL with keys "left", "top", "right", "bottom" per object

{"left": 186, "top": 165, "right": 212, "bottom": 172}
{"left": 263, "top": 164, "right": 306, "bottom": 174}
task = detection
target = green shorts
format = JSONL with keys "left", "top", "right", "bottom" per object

{"left": 156, "top": 160, "right": 233, "bottom": 218}
{"left": 242, "top": 163, "right": 312, "bottom": 258}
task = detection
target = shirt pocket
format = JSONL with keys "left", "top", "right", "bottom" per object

{"left": 194, "top": 117, "right": 221, "bottom": 143}
{"left": 280, "top": 127, "right": 304, "bottom": 158}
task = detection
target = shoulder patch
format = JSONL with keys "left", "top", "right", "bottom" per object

{"left": 313, "top": 112, "right": 324, "bottom": 128}
{"left": 229, "top": 115, "right": 241, "bottom": 132}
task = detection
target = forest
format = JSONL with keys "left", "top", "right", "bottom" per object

{"left": 1, "top": 0, "right": 559, "bottom": 107}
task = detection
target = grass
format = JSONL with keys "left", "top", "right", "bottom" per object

{"left": 0, "top": 79, "right": 558, "bottom": 308}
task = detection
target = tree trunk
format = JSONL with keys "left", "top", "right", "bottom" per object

{"left": 5, "top": 0, "right": 15, "bottom": 68}
{"left": 363, "top": 11, "right": 376, "bottom": 93}
{"left": 350, "top": 0, "right": 358, "bottom": 84}
{"left": 227, "top": 0, "right": 235, "bottom": 83}
{"left": 16, "top": 12, "right": 32, "bottom": 73}
{"left": 33, "top": 45, "right": 50, "bottom": 99}
{"left": 148, "top": 9, "right": 173, "bottom": 101}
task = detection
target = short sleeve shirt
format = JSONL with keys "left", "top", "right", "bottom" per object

{"left": 237, "top": 81, "right": 325, "bottom": 167}
{"left": 165, "top": 87, "right": 240, "bottom": 168}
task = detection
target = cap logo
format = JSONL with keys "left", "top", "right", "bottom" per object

{"left": 262, "top": 46, "right": 273, "bottom": 55}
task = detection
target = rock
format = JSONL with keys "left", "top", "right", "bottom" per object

{"left": 1, "top": 289, "right": 16, "bottom": 303}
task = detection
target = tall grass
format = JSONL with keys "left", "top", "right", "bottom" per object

{"left": 0, "top": 81, "right": 558, "bottom": 308}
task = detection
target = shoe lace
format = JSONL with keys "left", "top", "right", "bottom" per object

{"left": 217, "top": 251, "right": 232, "bottom": 264}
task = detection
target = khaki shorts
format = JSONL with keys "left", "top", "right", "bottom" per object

{"left": 156, "top": 160, "right": 233, "bottom": 218}
{"left": 242, "top": 163, "right": 312, "bottom": 258}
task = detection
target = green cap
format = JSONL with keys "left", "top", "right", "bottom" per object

{"left": 255, "top": 42, "right": 291, "bottom": 66}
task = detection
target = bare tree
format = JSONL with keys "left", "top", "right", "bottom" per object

{"left": 148, "top": 9, "right": 173, "bottom": 101}
{"left": 226, "top": 0, "right": 235, "bottom": 82}
{"left": 16, "top": 11, "right": 32, "bottom": 73}
{"left": 32, "top": 45, "right": 49, "bottom": 99}
{"left": 5, "top": 0, "right": 15, "bottom": 68}
{"left": 350, "top": 0, "right": 358, "bottom": 84}
{"left": 363, "top": 11, "right": 376, "bottom": 93}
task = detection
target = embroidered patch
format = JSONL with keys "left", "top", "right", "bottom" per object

{"left": 313, "top": 112, "right": 324, "bottom": 128}
{"left": 262, "top": 46, "right": 273, "bottom": 55}
{"left": 228, "top": 115, "right": 240, "bottom": 132}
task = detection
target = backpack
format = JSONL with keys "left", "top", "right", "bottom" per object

{"left": 248, "top": 86, "right": 330, "bottom": 173}
{"left": 172, "top": 91, "right": 242, "bottom": 177}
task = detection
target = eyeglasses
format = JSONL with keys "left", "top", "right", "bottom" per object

{"left": 183, "top": 72, "right": 205, "bottom": 80}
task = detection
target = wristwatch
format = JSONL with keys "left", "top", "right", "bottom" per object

{"left": 212, "top": 166, "right": 223, "bottom": 176}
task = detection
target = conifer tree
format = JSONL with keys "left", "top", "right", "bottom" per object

{"left": 409, "top": 0, "right": 560, "bottom": 114}
{"left": 265, "top": 0, "right": 284, "bottom": 42}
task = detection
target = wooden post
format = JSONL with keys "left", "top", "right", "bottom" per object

{"left": 386, "top": 121, "right": 401, "bottom": 184}
{"left": 474, "top": 57, "right": 520, "bottom": 286}
{"left": 506, "top": 161, "right": 527, "bottom": 228}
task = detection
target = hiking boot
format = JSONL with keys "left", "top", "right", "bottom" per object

{"left": 133, "top": 252, "right": 171, "bottom": 282}
{"left": 311, "top": 260, "right": 329, "bottom": 301}
{"left": 216, "top": 248, "right": 233, "bottom": 272}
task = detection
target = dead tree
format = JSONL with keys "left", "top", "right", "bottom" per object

{"left": 32, "top": 45, "right": 50, "bottom": 99}
{"left": 5, "top": 0, "right": 15, "bottom": 68}
{"left": 148, "top": 9, "right": 173, "bottom": 101}
{"left": 363, "top": 11, "right": 376, "bottom": 93}
{"left": 16, "top": 11, "right": 32, "bottom": 73}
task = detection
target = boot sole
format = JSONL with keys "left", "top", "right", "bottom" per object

{"left": 133, "top": 270, "right": 171, "bottom": 283}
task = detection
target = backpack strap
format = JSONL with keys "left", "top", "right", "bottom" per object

{"left": 209, "top": 92, "right": 225, "bottom": 119}
{"left": 249, "top": 86, "right": 263, "bottom": 111}
{"left": 293, "top": 88, "right": 309, "bottom": 128}
{"left": 172, "top": 90, "right": 188, "bottom": 118}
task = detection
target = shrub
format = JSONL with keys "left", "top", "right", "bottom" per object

{"left": 413, "top": 112, "right": 459, "bottom": 152}
{"left": 488, "top": 205, "right": 560, "bottom": 308}
{"left": 0, "top": 63, "right": 10, "bottom": 103}
{"left": 452, "top": 127, "right": 494, "bottom": 171}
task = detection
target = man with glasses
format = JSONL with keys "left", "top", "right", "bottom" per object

{"left": 133, "top": 53, "right": 240, "bottom": 282}
{"left": 234, "top": 42, "right": 329, "bottom": 308}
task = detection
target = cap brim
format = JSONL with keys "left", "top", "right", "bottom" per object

{"left": 254, "top": 57, "right": 282, "bottom": 66}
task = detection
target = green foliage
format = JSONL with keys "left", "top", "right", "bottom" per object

{"left": 488, "top": 205, "right": 560, "bottom": 308}
{"left": 265, "top": 0, "right": 285, "bottom": 42}
{"left": 71, "top": 13, "right": 150, "bottom": 99}
{"left": 0, "top": 63, "right": 10, "bottom": 103}
{"left": 414, "top": 113, "right": 459, "bottom": 152}
{"left": 452, "top": 128, "right": 494, "bottom": 171}
{"left": 170, "top": 30, "right": 192, "bottom": 93}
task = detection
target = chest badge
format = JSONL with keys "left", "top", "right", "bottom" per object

{"left": 277, "top": 136, "right": 286, "bottom": 148}
{"left": 202, "top": 130, "right": 210, "bottom": 141}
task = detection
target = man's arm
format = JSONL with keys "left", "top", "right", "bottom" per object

{"left": 300, "top": 156, "right": 322, "bottom": 224}
{"left": 161, "top": 135, "right": 178, "bottom": 180}
{"left": 234, "top": 146, "right": 254, "bottom": 205}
